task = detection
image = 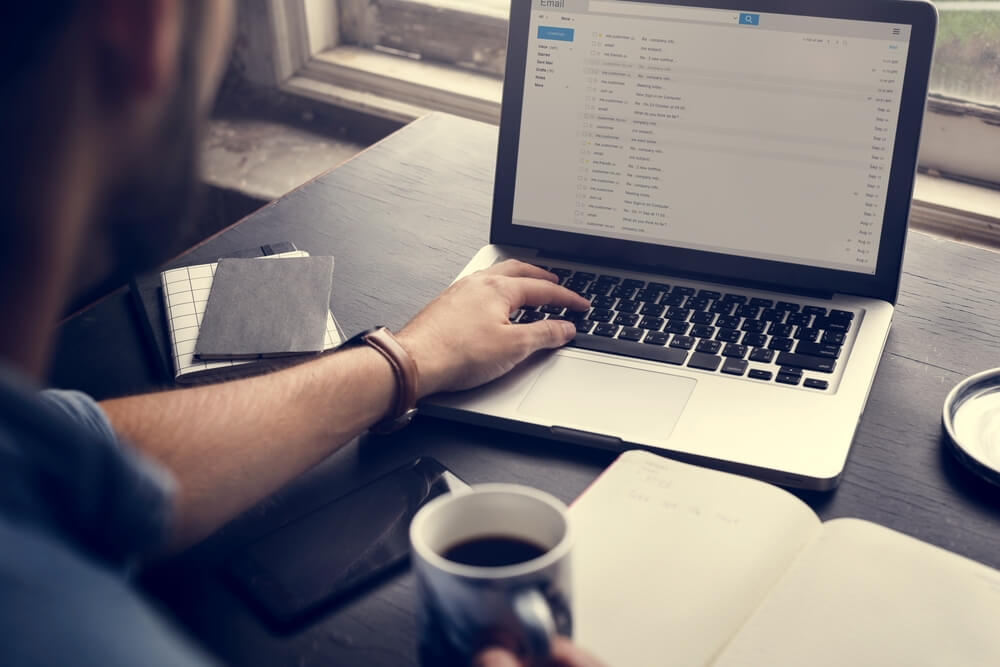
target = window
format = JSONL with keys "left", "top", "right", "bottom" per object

{"left": 254, "top": 0, "right": 1000, "bottom": 187}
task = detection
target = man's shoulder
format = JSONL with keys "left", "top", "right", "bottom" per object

{"left": 0, "top": 517, "right": 214, "bottom": 667}
{"left": 0, "top": 367, "right": 174, "bottom": 567}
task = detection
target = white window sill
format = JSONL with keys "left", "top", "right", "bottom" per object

{"left": 912, "top": 173, "right": 1000, "bottom": 249}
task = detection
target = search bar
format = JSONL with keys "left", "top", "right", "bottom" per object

{"left": 588, "top": 1, "right": 741, "bottom": 24}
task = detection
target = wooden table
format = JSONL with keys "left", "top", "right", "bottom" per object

{"left": 51, "top": 112, "right": 1000, "bottom": 666}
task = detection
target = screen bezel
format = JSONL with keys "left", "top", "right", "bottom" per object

{"left": 490, "top": 0, "right": 938, "bottom": 303}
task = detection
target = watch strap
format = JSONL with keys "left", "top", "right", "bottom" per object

{"left": 359, "top": 328, "right": 419, "bottom": 434}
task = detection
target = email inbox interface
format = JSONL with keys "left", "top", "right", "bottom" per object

{"left": 513, "top": 2, "right": 910, "bottom": 274}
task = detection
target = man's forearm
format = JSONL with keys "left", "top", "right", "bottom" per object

{"left": 101, "top": 346, "right": 396, "bottom": 549}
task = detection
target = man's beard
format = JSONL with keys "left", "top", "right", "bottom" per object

{"left": 96, "top": 74, "right": 202, "bottom": 280}
{"left": 90, "top": 4, "right": 207, "bottom": 284}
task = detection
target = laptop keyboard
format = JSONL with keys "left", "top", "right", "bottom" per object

{"left": 513, "top": 266, "right": 857, "bottom": 391}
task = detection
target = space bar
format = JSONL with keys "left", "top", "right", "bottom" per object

{"left": 567, "top": 334, "right": 688, "bottom": 366}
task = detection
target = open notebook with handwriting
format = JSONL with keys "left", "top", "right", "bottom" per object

{"left": 571, "top": 450, "right": 1000, "bottom": 667}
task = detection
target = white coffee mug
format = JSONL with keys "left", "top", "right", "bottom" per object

{"left": 409, "top": 484, "right": 574, "bottom": 665}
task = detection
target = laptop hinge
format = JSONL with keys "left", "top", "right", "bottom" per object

{"left": 549, "top": 426, "right": 624, "bottom": 450}
{"left": 535, "top": 249, "right": 836, "bottom": 300}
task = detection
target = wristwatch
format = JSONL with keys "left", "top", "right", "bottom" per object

{"left": 342, "top": 327, "right": 419, "bottom": 434}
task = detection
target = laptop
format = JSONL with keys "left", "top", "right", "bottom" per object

{"left": 423, "top": 0, "right": 937, "bottom": 490}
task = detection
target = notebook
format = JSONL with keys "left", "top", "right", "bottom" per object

{"left": 194, "top": 256, "right": 335, "bottom": 360}
{"left": 571, "top": 450, "right": 1000, "bottom": 666}
{"left": 160, "top": 250, "right": 343, "bottom": 384}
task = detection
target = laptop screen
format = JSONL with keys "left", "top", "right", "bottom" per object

{"left": 511, "top": 0, "right": 912, "bottom": 276}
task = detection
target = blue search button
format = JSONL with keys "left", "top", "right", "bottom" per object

{"left": 538, "top": 26, "right": 575, "bottom": 42}
{"left": 739, "top": 13, "right": 760, "bottom": 26}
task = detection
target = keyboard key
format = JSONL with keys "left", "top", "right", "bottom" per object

{"left": 549, "top": 267, "right": 573, "bottom": 279}
{"left": 822, "top": 331, "right": 846, "bottom": 345}
{"left": 660, "top": 292, "right": 687, "bottom": 306}
{"left": 617, "top": 299, "right": 640, "bottom": 314}
{"left": 636, "top": 288, "right": 664, "bottom": 304}
{"left": 723, "top": 294, "right": 748, "bottom": 304}
{"left": 587, "top": 283, "right": 612, "bottom": 297}
{"left": 575, "top": 320, "right": 595, "bottom": 334}
{"left": 748, "top": 369, "right": 773, "bottom": 381}
{"left": 591, "top": 295, "right": 617, "bottom": 310}
{"left": 804, "top": 378, "right": 830, "bottom": 390}
{"left": 768, "top": 337, "right": 794, "bottom": 352}
{"left": 644, "top": 331, "right": 670, "bottom": 346}
{"left": 519, "top": 311, "right": 545, "bottom": 323}
{"left": 749, "top": 348, "right": 776, "bottom": 363}
{"left": 698, "top": 290, "right": 722, "bottom": 300}
{"left": 722, "top": 344, "right": 748, "bottom": 359}
{"left": 779, "top": 366, "right": 804, "bottom": 376}
{"left": 573, "top": 271, "right": 596, "bottom": 281}
{"left": 795, "top": 341, "right": 842, "bottom": 359}
{"left": 696, "top": 339, "right": 722, "bottom": 354}
{"left": 716, "top": 315, "right": 741, "bottom": 330}
{"left": 802, "top": 306, "right": 827, "bottom": 317}
{"left": 640, "top": 303, "right": 666, "bottom": 317}
{"left": 670, "top": 335, "right": 695, "bottom": 350}
{"left": 622, "top": 278, "right": 645, "bottom": 290}
{"left": 540, "top": 304, "right": 564, "bottom": 315}
{"left": 794, "top": 327, "right": 821, "bottom": 342}
{"left": 685, "top": 296, "right": 711, "bottom": 311}
{"left": 735, "top": 305, "right": 760, "bottom": 319}
{"left": 742, "top": 333, "right": 767, "bottom": 348}
{"left": 776, "top": 352, "right": 837, "bottom": 373}
{"left": 648, "top": 282, "right": 670, "bottom": 292}
{"left": 614, "top": 312, "right": 639, "bottom": 327}
{"left": 565, "top": 277, "right": 591, "bottom": 291}
{"left": 593, "top": 323, "right": 619, "bottom": 337}
{"left": 776, "top": 372, "right": 802, "bottom": 386}
{"left": 741, "top": 320, "right": 767, "bottom": 333}
{"left": 824, "top": 319, "right": 852, "bottom": 333}
{"left": 618, "top": 327, "right": 644, "bottom": 342}
{"left": 829, "top": 309, "right": 855, "bottom": 321}
{"left": 665, "top": 320, "right": 691, "bottom": 335}
{"left": 666, "top": 306, "right": 691, "bottom": 320}
{"left": 716, "top": 328, "right": 741, "bottom": 343}
{"left": 688, "top": 352, "right": 723, "bottom": 371}
{"left": 596, "top": 274, "right": 621, "bottom": 284}
{"left": 749, "top": 298, "right": 774, "bottom": 308}
{"left": 786, "top": 312, "right": 811, "bottom": 327}
{"left": 610, "top": 286, "right": 637, "bottom": 300}
{"left": 690, "top": 325, "right": 716, "bottom": 339}
{"left": 671, "top": 286, "right": 696, "bottom": 296}
{"left": 589, "top": 309, "right": 614, "bottom": 323}
{"left": 775, "top": 301, "right": 801, "bottom": 312}
{"left": 710, "top": 301, "right": 735, "bottom": 315}
{"left": 721, "top": 358, "right": 749, "bottom": 376}
{"left": 569, "top": 333, "right": 687, "bottom": 365}
{"left": 760, "top": 308, "right": 783, "bottom": 322}
{"left": 768, "top": 322, "right": 794, "bottom": 338}
{"left": 640, "top": 316, "right": 665, "bottom": 331}
{"left": 691, "top": 311, "right": 716, "bottom": 325}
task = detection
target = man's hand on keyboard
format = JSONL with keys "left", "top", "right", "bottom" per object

{"left": 397, "top": 259, "right": 589, "bottom": 397}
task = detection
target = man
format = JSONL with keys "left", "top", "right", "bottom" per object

{"left": 0, "top": 2, "right": 601, "bottom": 666}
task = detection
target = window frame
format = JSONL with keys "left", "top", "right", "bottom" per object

{"left": 248, "top": 0, "right": 1000, "bottom": 188}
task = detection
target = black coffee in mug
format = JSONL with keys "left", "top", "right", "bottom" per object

{"left": 443, "top": 535, "right": 548, "bottom": 567}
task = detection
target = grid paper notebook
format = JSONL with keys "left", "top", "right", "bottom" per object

{"left": 160, "top": 251, "right": 342, "bottom": 383}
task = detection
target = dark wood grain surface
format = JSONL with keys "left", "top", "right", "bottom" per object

{"left": 50, "top": 113, "right": 1000, "bottom": 666}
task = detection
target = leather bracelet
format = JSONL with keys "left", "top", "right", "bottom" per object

{"left": 345, "top": 327, "right": 419, "bottom": 434}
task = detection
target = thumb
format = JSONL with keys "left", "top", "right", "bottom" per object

{"left": 521, "top": 319, "right": 577, "bottom": 351}
{"left": 472, "top": 647, "right": 523, "bottom": 667}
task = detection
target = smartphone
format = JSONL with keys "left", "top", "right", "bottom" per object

{"left": 226, "top": 457, "right": 466, "bottom": 627}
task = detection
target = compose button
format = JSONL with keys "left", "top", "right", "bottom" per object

{"left": 538, "top": 26, "right": 575, "bottom": 41}
{"left": 739, "top": 12, "right": 760, "bottom": 26}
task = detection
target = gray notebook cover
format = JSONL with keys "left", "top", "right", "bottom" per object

{"left": 194, "top": 256, "right": 334, "bottom": 359}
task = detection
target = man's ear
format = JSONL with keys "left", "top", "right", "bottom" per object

{"left": 94, "top": 0, "right": 182, "bottom": 102}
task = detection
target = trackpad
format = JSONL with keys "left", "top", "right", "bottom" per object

{"left": 517, "top": 355, "right": 696, "bottom": 443}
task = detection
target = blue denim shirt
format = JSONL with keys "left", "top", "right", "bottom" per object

{"left": 0, "top": 366, "right": 213, "bottom": 666}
